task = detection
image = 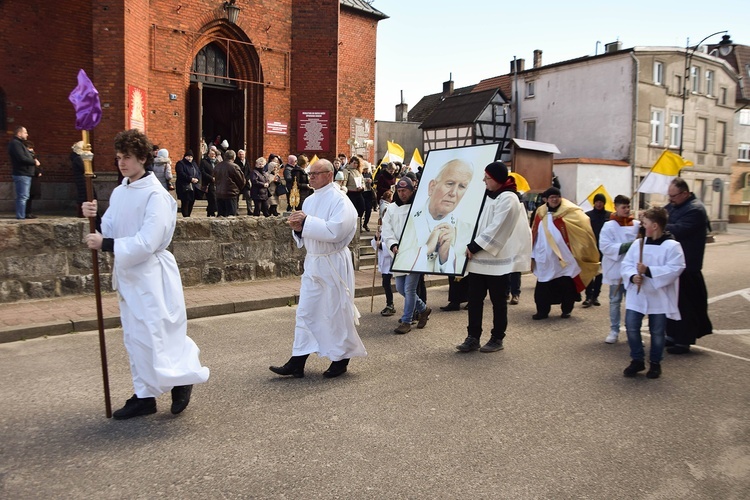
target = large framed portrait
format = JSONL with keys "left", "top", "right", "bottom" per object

{"left": 391, "top": 143, "right": 502, "bottom": 276}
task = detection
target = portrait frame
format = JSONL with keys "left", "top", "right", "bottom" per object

{"left": 391, "top": 142, "right": 502, "bottom": 276}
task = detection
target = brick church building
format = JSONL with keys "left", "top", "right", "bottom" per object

{"left": 0, "top": 0, "right": 387, "bottom": 212}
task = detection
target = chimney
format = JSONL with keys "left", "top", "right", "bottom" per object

{"left": 443, "top": 73, "right": 454, "bottom": 97}
{"left": 605, "top": 41, "right": 622, "bottom": 54}
{"left": 533, "top": 50, "right": 543, "bottom": 68}
{"left": 395, "top": 90, "right": 409, "bottom": 121}
{"left": 511, "top": 58, "right": 525, "bottom": 73}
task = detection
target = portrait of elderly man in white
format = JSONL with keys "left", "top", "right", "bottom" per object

{"left": 393, "top": 159, "right": 476, "bottom": 274}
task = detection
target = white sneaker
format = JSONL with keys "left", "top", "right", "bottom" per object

{"left": 605, "top": 331, "right": 619, "bottom": 344}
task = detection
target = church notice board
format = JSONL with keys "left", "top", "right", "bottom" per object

{"left": 391, "top": 143, "right": 501, "bottom": 276}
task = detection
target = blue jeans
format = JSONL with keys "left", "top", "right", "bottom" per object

{"left": 12, "top": 175, "right": 32, "bottom": 219}
{"left": 609, "top": 284, "right": 626, "bottom": 332}
{"left": 395, "top": 273, "right": 426, "bottom": 324}
{"left": 625, "top": 310, "right": 666, "bottom": 363}
{"left": 506, "top": 272, "right": 521, "bottom": 296}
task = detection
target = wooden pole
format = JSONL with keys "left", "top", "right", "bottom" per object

{"left": 637, "top": 231, "right": 645, "bottom": 295}
{"left": 82, "top": 130, "right": 112, "bottom": 418}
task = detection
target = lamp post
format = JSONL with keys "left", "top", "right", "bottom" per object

{"left": 223, "top": 0, "right": 240, "bottom": 24}
{"left": 679, "top": 31, "right": 733, "bottom": 157}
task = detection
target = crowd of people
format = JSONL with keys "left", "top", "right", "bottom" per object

{"left": 6, "top": 124, "right": 714, "bottom": 418}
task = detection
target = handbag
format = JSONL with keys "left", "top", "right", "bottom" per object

{"left": 275, "top": 182, "right": 288, "bottom": 196}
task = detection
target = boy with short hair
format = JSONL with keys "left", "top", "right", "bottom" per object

{"left": 599, "top": 195, "right": 640, "bottom": 343}
{"left": 620, "top": 207, "right": 685, "bottom": 379}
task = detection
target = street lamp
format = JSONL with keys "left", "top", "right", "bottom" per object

{"left": 679, "top": 31, "right": 733, "bottom": 156}
{"left": 223, "top": 0, "right": 240, "bottom": 24}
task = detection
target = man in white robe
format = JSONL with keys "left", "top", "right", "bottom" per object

{"left": 270, "top": 158, "right": 366, "bottom": 378}
{"left": 84, "top": 129, "right": 209, "bottom": 420}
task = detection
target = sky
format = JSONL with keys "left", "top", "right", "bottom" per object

{"left": 373, "top": 0, "right": 745, "bottom": 121}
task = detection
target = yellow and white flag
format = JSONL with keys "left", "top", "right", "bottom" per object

{"left": 387, "top": 141, "right": 405, "bottom": 164}
{"left": 637, "top": 150, "right": 693, "bottom": 195}
{"left": 408, "top": 148, "right": 424, "bottom": 172}
{"left": 509, "top": 172, "right": 531, "bottom": 193}
{"left": 579, "top": 184, "right": 615, "bottom": 212}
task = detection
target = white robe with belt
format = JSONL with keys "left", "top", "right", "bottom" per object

{"left": 532, "top": 213, "right": 581, "bottom": 283}
{"left": 103, "top": 174, "right": 209, "bottom": 398}
{"left": 292, "top": 183, "right": 367, "bottom": 361}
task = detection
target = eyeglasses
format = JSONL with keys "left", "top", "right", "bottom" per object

{"left": 308, "top": 170, "right": 331, "bottom": 178}
{"left": 667, "top": 191, "right": 687, "bottom": 199}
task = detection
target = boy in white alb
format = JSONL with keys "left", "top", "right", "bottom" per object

{"left": 599, "top": 195, "right": 640, "bottom": 343}
{"left": 621, "top": 207, "right": 685, "bottom": 379}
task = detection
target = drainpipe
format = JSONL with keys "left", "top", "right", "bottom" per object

{"left": 630, "top": 51, "right": 640, "bottom": 208}
{"left": 513, "top": 56, "right": 519, "bottom": 139}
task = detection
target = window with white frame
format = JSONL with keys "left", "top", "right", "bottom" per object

{"left": 650, "top": 109, "right": 664, "bottom": 145}
{"left": 739, "top": 143, "right": 750, "bottom": 161}
{"left": 524, "top": 120, "right": 536, "bottom": 141}
{"left": 691, "top": 66, "right": 700, "bottom": 93}
{"left": 653, "top": 61, "right": 663, "bottom": 85}
{"left": 717, "top": 121, "right": 727, "bottom": 154}
{"left": 525, "top": 81, "right": 535, "bottom": 98}
{"left": 705, "top": 70, "right": 714, "bottom": 97}
{"left": 669, "top": 114, "right": 683, "bottom": 148}
{"left": 740, "top": 109, "right": 750, "bottom": 126}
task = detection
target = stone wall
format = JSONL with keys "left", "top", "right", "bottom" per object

{"left": 0, "top": 217, "right": 360, "bottom": 303}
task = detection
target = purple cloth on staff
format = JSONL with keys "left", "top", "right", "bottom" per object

{"left": 68, "top": 69, "right": 102, "bottom": 130}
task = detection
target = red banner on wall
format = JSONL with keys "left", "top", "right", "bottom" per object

{"left": 297, "top": 110, "right": 329, "bottom": 152}
{"left": 128, "top": 85, "right": 147, "bottom": 132}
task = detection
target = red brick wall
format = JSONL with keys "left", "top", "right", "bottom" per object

{"left": 337, "top": 9, "right": 378, "bottom": 163}
{"left": 0, "top": 0, "right": 382, "bottom": 210}
{"left": 0, "top": 0, "right": 93, "bottom": 183}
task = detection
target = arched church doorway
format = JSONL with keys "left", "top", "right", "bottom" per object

{"left": 188, "top": 27, "right": 264, "bottom": 161}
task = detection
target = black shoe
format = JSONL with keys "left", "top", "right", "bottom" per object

{"left": 646, "top": 363, "right": 662, "bottom": 379}
{"left": 25, "top": 214, "right": 38, "bottom": 219}
{"left": 456, "top": 336, "right": 480, "bottom": 352}
{"left": 363, "top": 226, "right": 370, "bottom": 232}
{"left": 269, "top": 355, "right": 308, "bottom": 378}
{"left": 591, "top": 299, "right": 601, "bottom": 306}
{"left": 479, "top": 337, "right": 504, "bottom": 353}
{"left": 560, "top": 312, "right": 572, "bottom": 319}
{"left": 440, "top": 303, "right": 461, "bottom": 311}
{"left": 581, "top": 300, "right": 592, "bottom": 308}
{"left": 532, "top": 313, "right": 549, "bottom": 320}
{"left": 667, "top": 345, "right": 691, "bottom": 355}
{"left": 323, "top": 359, "right": 349, "bottom": 378}
{"left": 113, "top": 395, "right": 157, "bottom": 420}
{"left": 623, "top": 360, "right": 646, "bottom": 377}
{"left": 170, "top": 385, "right": 193, "bottom": 415}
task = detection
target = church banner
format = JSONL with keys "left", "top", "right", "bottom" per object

{"left": 297, "top": 110, "right": 329, "bottom": 152}
{"left": 391, "top": 143, "right": 502, "bottom": 276}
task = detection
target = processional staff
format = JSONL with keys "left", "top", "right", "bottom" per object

{"left": 68, "top": 69, "right": 112, "bottom": 418}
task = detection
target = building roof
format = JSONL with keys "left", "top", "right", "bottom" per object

{"left": 554, "top": 158, "right": 630, "bottom": 166}
{"left": 511, "top": 138, "right": 561, "bottom": 154}
{"left": 340, "top": 0, "right": 389, "bottom": 19}
{"left": 407, "top": 84, "right": 475, "bottom": 123}
{"left": 708, "top": 42, "right": 750, "bottom": 102}
{"left": 472, "top": 74, "right": 513, "bottom": 98}
{"left": 419, "top": 88, "right": 500, "bottom": 129}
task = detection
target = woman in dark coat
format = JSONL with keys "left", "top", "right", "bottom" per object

{"left": 250, "top": 157, "right": 270, "bottom": 217}
{"left": 200, "top": 149, "right": 218, "bottom": 217}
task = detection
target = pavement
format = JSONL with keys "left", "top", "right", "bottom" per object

{"left": 1, "top": 223, "right": 748, "bottom": 344}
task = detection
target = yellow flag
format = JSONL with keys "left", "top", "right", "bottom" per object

{"left": 651, "top": 150, "right": 693, "bottom": 176}
{"left": 408, "top": 148, "right": 424, "bottom": 172}
{"left": 585, "top": 185, "right": 615, "bottom": 213}
{"left": 387, "top": 141, "right": 405, "bottom": 164}
{"left": 509, "top": 172, "right": 530, "bottom": 193}
{"left": 308, "top": 154, "right": 319, "bottom": 167}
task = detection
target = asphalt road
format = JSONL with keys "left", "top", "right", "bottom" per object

{"left": 1, "top": 240, "right": 749, "bottom": 499}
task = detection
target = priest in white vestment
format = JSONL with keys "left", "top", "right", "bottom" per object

{"left": 270, "top": 159, "right": 366, "bottom": 379}
{"left": 84, "top": 129, "right": 209, "bottom": 420}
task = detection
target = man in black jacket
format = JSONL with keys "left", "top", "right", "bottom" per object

{"left": 583, "top": 193, "right": 611, "bottom": 307}
{"left": 7, "top": 126, "right": 40, "bottom": 220}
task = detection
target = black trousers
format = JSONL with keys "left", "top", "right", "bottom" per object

{"left": 585, "top": 273, "right": 603, "bottom": 300}
{"left": 363, "top": 191, "right": 373, "bottom": 227}
{"left": 179, "top": 190, "right": 195, "bottom": 217}
{"left": 534, "top": 276, "right": 577, "bottom": 316}
{"left": 467, "top": 273, "right": 509, "bottom": 341}
{"left": 217, "top": 197, "right": 238, "bottom": 217}
{"left": 447, "top": 275, "right": 469, "bottom": 304}
{"left": 382, "top": 273, "right": 394, "bottom": 306}
{"left": 347, "top": 191, "right": 365, "bottom": 218}
{"left": 253, "top": 198, "right": 270, "bottom": 217}
{"left": 205, "top": 189, "right": 217, "bottom": 216}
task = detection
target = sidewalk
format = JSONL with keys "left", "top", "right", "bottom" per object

{"left": 0, "top": 268, "right": 448, "bottom": 344}
{"left": 1, "top": 224, "right": 748, "bottom": 344}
